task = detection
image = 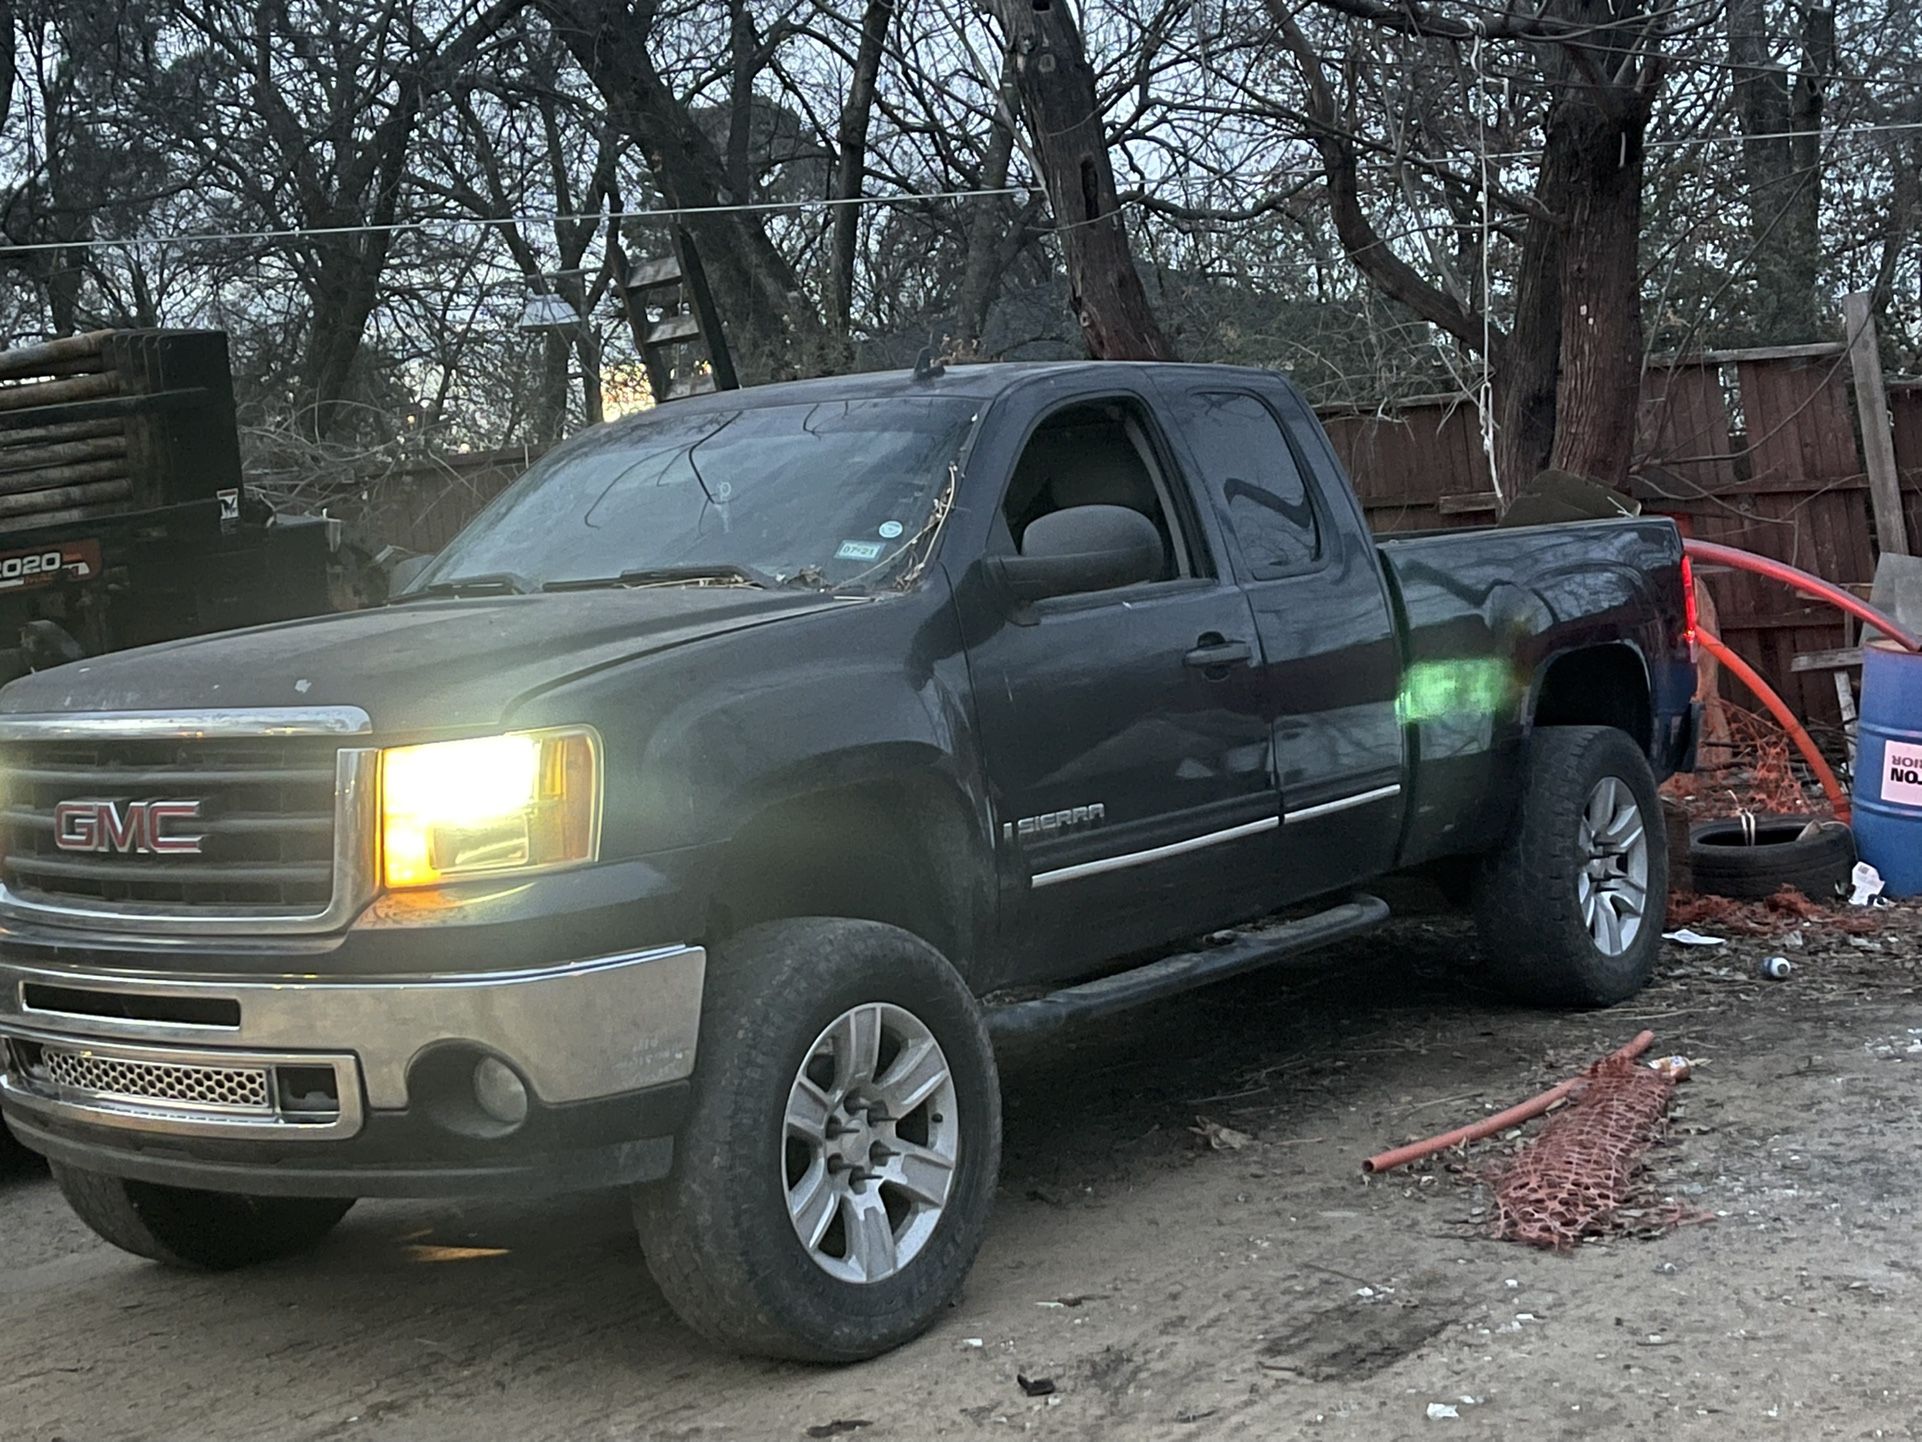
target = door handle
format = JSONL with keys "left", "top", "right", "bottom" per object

{"left": 1185, "top": 635, "right": 1253, "bottom": 670}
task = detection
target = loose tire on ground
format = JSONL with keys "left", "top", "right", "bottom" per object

{"left": 635, "top": 917, "right": 1001, "bottom": 1362}
{"left": 1687, "top": 816, "right": 1856, "bottom": 901}
{"left": 1472, "top": 724, "right": 1668, "bottom": 1008}
{"left": 51, "top": 1163, "right": 353, "bottom": 1269}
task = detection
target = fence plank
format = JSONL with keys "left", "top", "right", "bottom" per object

{"left": 1844, "top": 291, "right": 1911, "bottom": 556}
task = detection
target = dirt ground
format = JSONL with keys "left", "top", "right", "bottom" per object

{"left": 6, "top": 897, "right": 1922, "bottom": 1442}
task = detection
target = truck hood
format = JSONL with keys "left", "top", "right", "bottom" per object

{"left": 0, "top": 587, "right": 859, "bottom": 735}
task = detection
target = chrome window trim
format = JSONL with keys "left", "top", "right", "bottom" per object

{"left": 1284, "top": 783, "right": 1402, "bottom": 824}
{"left": 0, "top": 706, "right": 373, "bottom": 740}
{"left": 0, "top": 710, "right": 377, "bottom": 936}
{"left": 1029, "top": 815, "right": 1279, "bottom": 888}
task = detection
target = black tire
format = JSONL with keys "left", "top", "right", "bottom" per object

{"left": 1472, "top": 725, "right": 1668, "bottom": 1008}
{"left": 635, "top": 918, "right": 1001, "bottom": 1362}
{"left": 51, "top": 1163, "right": 353, "bottom": 1269}
{"left": 1687, "top": 815, "right": 1856, "bottom": 900}
{"left": 0, "top": 1116, "right": 33, "bottom": 1169}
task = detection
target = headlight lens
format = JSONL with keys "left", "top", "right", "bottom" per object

{"left": 381, "top": 728, "right": 601, "bottom": 889}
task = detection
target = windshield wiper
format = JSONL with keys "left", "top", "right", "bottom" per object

{"left": 392, "top": 571, "right": 533, "bottom": 601}
{"left": 542, "top": 564, "right": 789, "bottom": 592}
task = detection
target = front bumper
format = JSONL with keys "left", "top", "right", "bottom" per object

{"left": 0, "top": 943, "right": 704, "bottom": 1196}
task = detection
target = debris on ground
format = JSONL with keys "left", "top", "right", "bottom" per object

{"left": 1190, "top": 1116, "right": 1253, "bottom": 1151}
{"left": 1661, "top": 927, "right": 1727, "bottom": 946}
{"left": 1489, "top": 1055, "right": 1698, "bottom": 1249}
{"left": 1017, "top": 1374, "right": 1057, "bottom": 1397}
{"left": 1667, "top": 886, "right": 1887, "bottom": 936}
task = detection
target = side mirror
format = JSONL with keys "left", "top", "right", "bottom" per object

{"left": 991, "top": 504, "right": 1165, "bottom": 604}
{"left": 387, "top": 552, "right": 439, "bottom": 595}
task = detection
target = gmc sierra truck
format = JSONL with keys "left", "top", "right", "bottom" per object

{"left": 0, "top": 361, "right": 1696, "bottom": 1360}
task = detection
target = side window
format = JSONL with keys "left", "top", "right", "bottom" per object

{"left": 1184, "top": 391, "right": 1322, "bottom": 578}
{"left": 1000, "top": 398, "right": 1198, "bottom": 582}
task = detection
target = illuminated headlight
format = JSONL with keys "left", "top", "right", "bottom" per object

{"left": 381, "top": 728, "right": 601, "bottom": 889}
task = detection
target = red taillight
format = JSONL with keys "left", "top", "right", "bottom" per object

{"left": 1680, "top": 554, "right": 1699, "bottom": 656}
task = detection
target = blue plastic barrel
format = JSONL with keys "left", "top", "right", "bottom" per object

{"left": 1852, "top": 638, "right": 1922, "bottom": 897}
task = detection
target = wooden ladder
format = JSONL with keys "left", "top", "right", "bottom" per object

{"left": 614, "top": 228, "right": 739, "bottom": 404}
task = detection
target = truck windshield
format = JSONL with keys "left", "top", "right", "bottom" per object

{"left": 415, "top": 396, "right": 976, "bottom": 593}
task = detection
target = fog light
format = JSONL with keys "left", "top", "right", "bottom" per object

{"left": 473, "top": 1057, "right": 529, "bottom": 1127}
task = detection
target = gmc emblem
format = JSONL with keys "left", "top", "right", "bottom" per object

{"left": 53, "top": 799, "right": 206, "bottom": 856}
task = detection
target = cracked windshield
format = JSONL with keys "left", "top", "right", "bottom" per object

{"left": 418, "top": 397, "right": 978, "bottom": 592}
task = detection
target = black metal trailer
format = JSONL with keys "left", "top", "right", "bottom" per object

{"left": 0, "top": 330, "right": 340, "bottom": 684}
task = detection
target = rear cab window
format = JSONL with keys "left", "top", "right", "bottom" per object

{"left": 1168, "top": 389, "right": 1325, "bottom": 580}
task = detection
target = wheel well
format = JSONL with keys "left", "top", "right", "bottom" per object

{"left": 1531, "top": 645, "right": 1653, "bottom": 751}
{"left": 705, "top": 780, "right": 977, "bottom": 971}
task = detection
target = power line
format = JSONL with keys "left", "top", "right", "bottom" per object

{"left": 0, "top": 185, "right": 1030, "bottom": 257}
{"left": 6, "top": 117, "right": 1922, "bottom": 260}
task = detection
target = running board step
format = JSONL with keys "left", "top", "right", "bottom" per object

{"left": 985, "top": 895, "right": 1390, "bottom": 1041}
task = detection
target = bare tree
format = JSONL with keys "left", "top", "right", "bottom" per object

{"left": 987, "top": 0, "right": 1176, "bottom": 360}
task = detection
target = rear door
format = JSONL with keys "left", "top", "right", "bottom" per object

{"left": 1152, "top": 377, "right": 1406, "bottom": 899}
{"left": 957, "top": 377, "right": 1279, "bottom": 982}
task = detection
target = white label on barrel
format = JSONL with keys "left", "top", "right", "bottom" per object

{"left": 1884, "top": 743, "right": 1922, "bottom": 807}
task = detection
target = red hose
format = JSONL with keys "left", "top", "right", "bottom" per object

{"left": 1683, "top": 539, "right": 1921, "bottom": 653}
{"left": 1363, "top": 1031, "right": 1657, "bottom": 1174}
{"left": 1696, "top": 626, "right": 1850, "bottom": 822}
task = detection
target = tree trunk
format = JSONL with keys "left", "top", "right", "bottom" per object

{"left": 577, "top": 326, "right": 604, "bottom": 426}
{"left": 535, "top": 328, "right": 571, "bottom": 444}
{"left": 1545, "top": 86, "right": 1650, "bottom": 486}
{"left": 1730, "top": 0, "right": 1831, "bottom": 340}
{"left": 953, "top": 105, "right": 1019, "bottom": 352}
{"left": 1492, "top": 188, "right": 1564, "bottom": 489}
{"left": 989, "top": 0, "right": 1175, "bottom": 361}
{"left": 826, "top": 0, "right": 894, "bottom": 335}
{"left": 545, "top": 0, "right": 842, "bottom": 382}
{"left": 0, "top": 0, "right": 15, "bottom": 137}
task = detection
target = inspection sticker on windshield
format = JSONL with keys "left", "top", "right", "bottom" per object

{"left": 878, "top": 520, "right": 904, "bottom": 539}
{"left": 836, "top": 539, "right": 886, "bottom": 562}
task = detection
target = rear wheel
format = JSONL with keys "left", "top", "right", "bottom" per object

{"left": 51, "top": 1163, "right": 353, "bottom": 1269}
{"left": 635, "top": 918, "right": 1000, "bottom": 1361}
{"left": 1472, "top": 724, "right": 1667, "bottom": 1008}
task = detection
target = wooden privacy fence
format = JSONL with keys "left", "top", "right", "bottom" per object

{"left": 317, "top": 447, "right": 534, "bottom": 556}
{"left": 1318, "top": 327, "right": 1918, "bottom": 731}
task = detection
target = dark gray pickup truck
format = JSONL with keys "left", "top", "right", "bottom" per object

{"left": 0, "top": 361, "right": 1696, "bottom": 1359}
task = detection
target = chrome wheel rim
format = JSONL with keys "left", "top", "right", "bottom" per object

{"left": 783, "top": 1002, "right": 960, "bottom": 1284}
{"left": 1577, "top": 776, "right": 1649, "bottom": 957}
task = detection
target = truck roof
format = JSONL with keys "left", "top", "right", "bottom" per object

{"left": 659, "top": 359, "right": 1289, "bottom": 414}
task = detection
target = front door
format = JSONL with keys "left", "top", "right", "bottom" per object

{"left": 959, "top": 387, "right": 1277, "bottom": 983}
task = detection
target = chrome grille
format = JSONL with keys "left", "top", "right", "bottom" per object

{"left": 0, "top": 735, "right": 340, "bottom": 915}
{"left": 43, "top": 1047, "right": 272, "bottom": 1111}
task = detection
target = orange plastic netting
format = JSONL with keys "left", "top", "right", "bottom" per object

{"left": 1489, "top": 1056, "right": 1680, "bottom": 1249}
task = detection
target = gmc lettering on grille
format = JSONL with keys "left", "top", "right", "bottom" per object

{"left": 53, "top": 800, "right": 206, "bottom": 856}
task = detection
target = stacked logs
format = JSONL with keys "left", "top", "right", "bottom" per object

{"left": 0, "top": 332, "right": 134, "bottom": 532}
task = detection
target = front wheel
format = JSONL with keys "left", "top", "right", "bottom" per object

{"left": 1472, "top": 724, "right": 1668, "bottom": 1008}
{"left": 51, "top": 1163, "right": 354, "bottom": 1269}
{"left": 635, "top": 918, "right": 1001, "bottom": 1361}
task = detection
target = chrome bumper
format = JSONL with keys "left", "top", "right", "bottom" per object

{"left": 0, "top": 945, "right": 706, "bottom": 1142}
